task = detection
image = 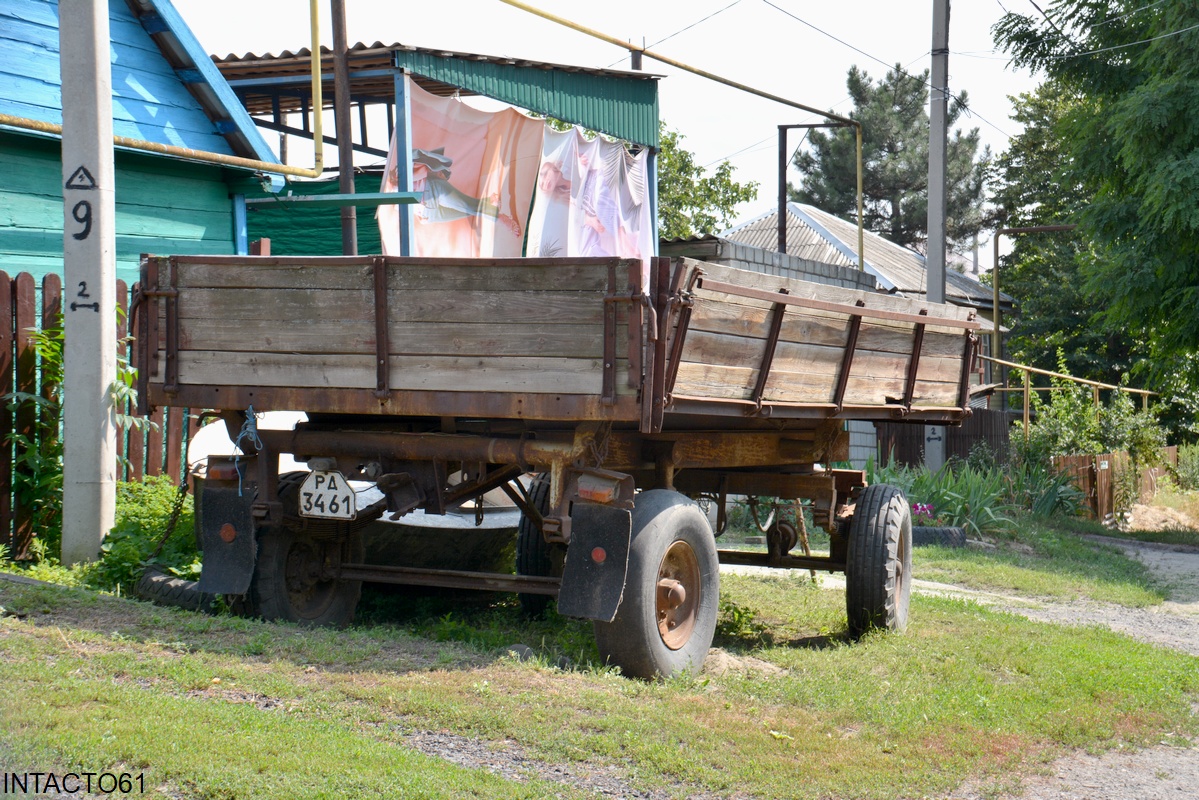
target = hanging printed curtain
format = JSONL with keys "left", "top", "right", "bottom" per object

{"left": 526, "top": 127, "right": 654, "bottom": 288}
{"left": 380, "top": 79, "right": 544, "bottom": 257}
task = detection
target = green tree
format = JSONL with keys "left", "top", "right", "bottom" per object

{"left": 989, "top": 81, "right": 1136, "bottom": 382}
{"left": 656, "top": 122, "right": 758, "bottom": 238}
{"left": 789, "top": 65, "right": 990, "bottom": 250}
{"left": 994, "top": 2, "right": 1199, "bottom": 373}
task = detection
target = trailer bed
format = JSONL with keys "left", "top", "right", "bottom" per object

{"left": 137, "top": 254, "right": 979, "bottom": 430}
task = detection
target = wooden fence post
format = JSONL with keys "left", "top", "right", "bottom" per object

{"left": 12, "top": 273, "right": 39, "bottom": 559}
{"left": 0, "top": 272, "right": 13, "bottom": 553}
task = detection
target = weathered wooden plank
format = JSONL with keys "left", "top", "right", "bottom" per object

{"left": 116, "top": 281, "right": 129, "bottom": 479}
{"left": 169, "top": 260, "right": 616, "bottom": 293}
{"left": 173, "top": 351, "right": 635, "bottom": 396}
{"left": 127, "top": 281, "right": 145, "bottom": 481}
{"left": 688, "top": 297, "right": 852, "bottom": 348}
{"left": 179, "top": 319, "right": 607, "bottom": 359}
{"left": 693, "top": 281, "right": 969, "bottom": 340}
{"left": 147, "top": 406, "right": 164, "bottom": 477}
{"left": 175, "top": 288, "right": 609, "bottom": 326}
{"left": 0, "top": 271, "right": 13, "bottom": 550}
{"left": 673, "top": 362, "right": 959, "bottom": 407}
{"left": 12, "top": 272, "right": 37, "bottom": 558}
{"left": 681, "top": 259, "right": 977, "bottom": 324}
{"left": 166, "top": 408, "right": 183, "bottom": 485}
{"left": 679, "top": 330, "right": 966, "bottom": 385}
{"left": 40, "top": 273, "right": 60, "bottom": 429}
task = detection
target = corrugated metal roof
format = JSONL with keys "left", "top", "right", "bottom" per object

{"left": 724, "top": 203, "right": 1013, "bottom": 309}
{"left": 214, "top": 42, "right": 660, "bottom": 147}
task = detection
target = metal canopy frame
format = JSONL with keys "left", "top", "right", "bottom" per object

{"left": 214, "top": 42, "right": 663, "bottom": 256}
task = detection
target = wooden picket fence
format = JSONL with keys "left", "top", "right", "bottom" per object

{"left": 1053, "top": 446, "right": 1177, "bottom": 522}
{"left": 875, "top": 408, "right": 1013, "bottom": 467}
{"left": 2, "top": 271, "right": 195, "bottom": 559}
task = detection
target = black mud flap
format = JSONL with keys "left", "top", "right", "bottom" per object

{"left": 556, "top": 502, "right": 632, "bottom": 622}
{"left": 196, "top": 481, "right": 258, "bottom": 595}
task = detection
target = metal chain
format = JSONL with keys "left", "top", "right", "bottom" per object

{"left": 149, "top": 479, "right": 190, "bottom": 560}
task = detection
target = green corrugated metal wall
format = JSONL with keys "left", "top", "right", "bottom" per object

{"left": 396, "top": 51, "right": 660, "bottom": 148}
{"left": 241, "top": 174, "right": 386, "bottom": 256}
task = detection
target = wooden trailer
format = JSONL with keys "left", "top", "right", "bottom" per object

{"left": 136, "top": 253, "right": 979, "bottom": 678}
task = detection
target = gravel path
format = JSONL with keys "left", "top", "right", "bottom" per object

{"left": 934, "top": 534, "right": 1199, "bottom": 800}
{"left": 728, "top": 530, "right": 1199, "bottom": 800}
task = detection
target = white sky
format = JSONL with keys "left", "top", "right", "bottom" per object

{"left": 174, "top": 0, "right": 1041, "bottom": 267}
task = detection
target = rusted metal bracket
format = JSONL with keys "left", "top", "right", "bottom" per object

{"left": 626, "top": 259, "right": 643, "bottom": 390}
{"left": 957, "top": 328, "right": 978, "bottom": 411}
{"left": 832, "top": 299, "right": 866, "bottom": 412}
{"left": 338, "top": 563, "right": 561, "bottom": 596}
{"left": 902, "top": 309, "right": 929, "bottom": 410}
{"left": 750, "top": 288, "right": 791, "bottom": 410}
{"left": 443, "top": 463, "right": 525, "bottom": 510}
{"left": 602, "top": 295, "right": 617, "bottom": 406}
{"left": 644, "top": 257, "right": 673, "bottom": 434}
{"left": 663, "top": 265, "right": 702, "bottom": 401}
{"left": 372, "top": 256, "right": 391, "bottom": 399}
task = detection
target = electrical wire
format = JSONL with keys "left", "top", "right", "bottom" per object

{"left": 705, "top": 52, "right": 928, "bottom": 167}
{"left": 604, "top": 0, "right": 744, "bottom": 68}
{"left": 1046, "top": 20, "right": 1199, "bottom": 59}
{"left": 760, "top": 0, "right": 1011, "bottom": 140}
{"left": 1009, "top": 0, "right": 1172, "bottom": 50}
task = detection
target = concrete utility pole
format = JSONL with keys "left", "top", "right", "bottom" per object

{"left": 59, "top": 0, "right": 118, "bottom": 565}
{"left": 924, "top": 0, "right": 951, "bottom": 472}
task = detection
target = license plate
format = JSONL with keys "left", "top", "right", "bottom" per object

{"left": 299, "top": 471, "right": 357, "bottom": 520}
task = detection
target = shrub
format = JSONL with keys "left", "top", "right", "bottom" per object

{"left": 89, "top": 476, "right": 199, "bottom": 594}
{"left": 873, "top": 461, "right": 1016, "bottom": 536}
{"left": 1175, "top": 443, "right": 1199, "bottom": 491}
{"left": 3, "top": 320, "right": 64, "bottom": 559}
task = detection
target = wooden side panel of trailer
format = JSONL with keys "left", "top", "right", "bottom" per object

{"left": 664, "top": 259, "right": 978, "bottom": 415}
{"left": 140, "top": 255, "right": 646, "bottom": 422}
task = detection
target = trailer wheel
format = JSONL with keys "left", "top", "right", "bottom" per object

{"left": 515, "top": 476, "right": 565, "bottom": 616}
{"left": 234, "top": 472, "right": 364, "bottom": 627}
{"left": 594, "top": 490, "right": 719, "bottom": 680}
{"left": 845, "top": 484, "right": 912, "bottom": 638}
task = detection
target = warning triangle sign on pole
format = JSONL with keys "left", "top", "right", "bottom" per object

{"left": 65, "top": 165, "right": 97, "bottom": 190}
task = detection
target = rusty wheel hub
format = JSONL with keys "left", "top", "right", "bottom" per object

{"left": 656, "top": 540, "right": 701, "bottom": 650}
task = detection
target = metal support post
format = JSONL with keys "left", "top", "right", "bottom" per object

{"left": 331, "top": 0, "right": 357, "bottom": 255}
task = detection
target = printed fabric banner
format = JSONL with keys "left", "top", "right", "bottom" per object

{"left": 380, "top": 79, "right": 544, "bottom": 257}
{"left": 526, "top": 127, "right": 654, "bottom": 288}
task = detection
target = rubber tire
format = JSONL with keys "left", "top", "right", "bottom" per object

{"left": 845, "top": 484, "right": 912, "bottom": 638}
{"left": 515, "top": 476, "right": 565, "bottom": 616}
{"left": 912, "top": 525, "right": 967, "bottom": 548}
{"left": 593, "top": 490, "right": 720, "bottom": 680}
{"left": 234, "top": 472, "right": 365, "bottom": 627}
{"left": 135, "top": 567, "right": 216, "bottom": 614}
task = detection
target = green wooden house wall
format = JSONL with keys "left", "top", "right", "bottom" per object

{"left": 0, "top": 0, "right": 278, "bottom": 285}
{"left": 1, "top": 131, "right": 239, "bottom": 283}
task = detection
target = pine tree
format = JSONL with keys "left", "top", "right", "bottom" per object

{"left": 789, "top": 65, "right": 989, "bottom": 251}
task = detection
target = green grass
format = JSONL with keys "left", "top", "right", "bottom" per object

{"left": 2, "top": 571, "right": 1195, "bottom": 800}
{"left": 912, "top": 514, "right": 1168, "bottom": 606}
